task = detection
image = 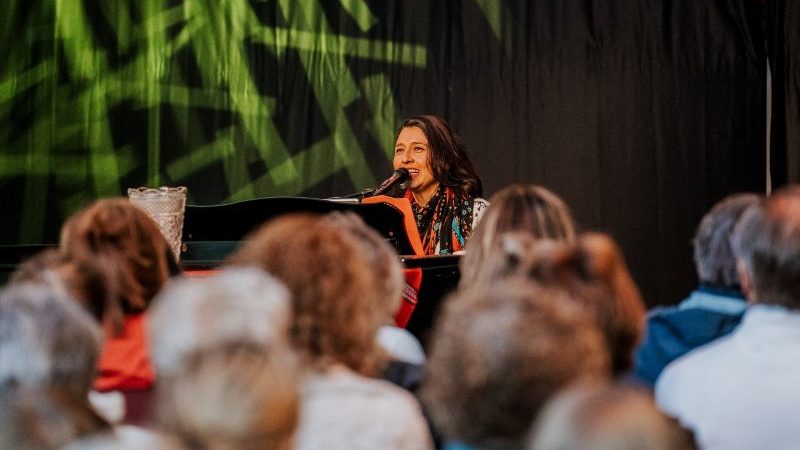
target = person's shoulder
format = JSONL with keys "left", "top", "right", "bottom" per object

{"left": 473, "top": 197, "right": 489, "bottom": 211}
{"left": 472, "top": 197, "right": 489, "bottom": 227}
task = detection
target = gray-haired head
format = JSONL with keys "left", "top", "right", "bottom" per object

{"left": 693, "top": 193, "right": 761, "bottom": 290}
{"left": 0, "top": 284, "right": 102, "bottom": 400}
{"left": 732, "top": 186, "right": 800, "bottom": 308}
{"left": 529, "top": 384, "right": 697, "bottom": 450}
{"left": 148, "top": 267, "right": 292, "bottom": 379}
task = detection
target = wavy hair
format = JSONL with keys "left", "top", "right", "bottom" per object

{"left": 460, "top": 184, "right": 576, "bottom": 290}
{"left": 397, "top": 115, "right": 482, "bottom": 197}
{"left": 227, "top": 213, "right": 384, "bottom": 375}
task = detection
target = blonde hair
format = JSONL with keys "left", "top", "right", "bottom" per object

{"left": 460, "top": 185, "right": 576, "bottom": 290}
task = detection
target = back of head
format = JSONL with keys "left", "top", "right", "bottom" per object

{"left": 148, "top": 267, "right": 292, "bottom": 380}
{"left": 158, "top": 342, "right": 298, "bottom": 450}
{"left": 530, "top": 385, "right": 697, "bottom": 450}
{"left": 0, "top": 386, "right": 112, "bottom": 450}
{"left": 732, "top": 186, "right": 800, "bottom": 308}
{"left": 60, "top": 198, "right": 173, "bottom": 315}
{"left": 421, "top": 279, "right": 609, "bottom": 450}
{"left": 227, "top": 213, "right": 382, "bottom": 374}
{"left": 326, "top": 212, "right": 405, "bottom": 320}
{"left": 693, "top": 193, "right": 761, "bottom": 290}
{"left": 0, "top": 285, "right": 107, "bottom": 449}
{"left": 0, "top": 284, "right": 102, "bottom": 400}
{"left": 472, "top": 232, "right": 645, "bottom": 375}
{"left": 10, "top": 249, "right": 116, "bottom": 328}
{"left": 460, "top": 185, "right": 576, "bottom": 290}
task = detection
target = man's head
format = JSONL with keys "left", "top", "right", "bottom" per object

{"left": 693, "top": 193, "right": 761, "bottom": 290}
{"left": 421, "top": 279, "right": 609, "bottom": 450}
{"left": 732, "top": 186, "right": 800, "bottom": 308}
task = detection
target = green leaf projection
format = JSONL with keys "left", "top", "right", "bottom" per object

{"left": 0, "top": 0, "right": 433, "bottom": 243}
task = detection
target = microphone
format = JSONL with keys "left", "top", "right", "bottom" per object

{"left": 370, "top": 168, "right": 410, "bottom": 196}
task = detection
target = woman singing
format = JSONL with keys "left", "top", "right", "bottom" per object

{"left": 393, "top": 115, "right": 487, "bottom": 255}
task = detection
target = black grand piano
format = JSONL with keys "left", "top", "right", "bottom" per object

{"left": 180, "top": 195, "right": 459, "bottom": 347}
{"left": 0, "top": 196, "right": 460, "bottom": 347}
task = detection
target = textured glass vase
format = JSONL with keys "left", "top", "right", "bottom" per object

{"left": 127, "top": 186, "right": 187, "bottom": 261}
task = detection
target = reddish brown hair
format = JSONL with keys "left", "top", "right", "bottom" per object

{"left": 60, "top": 198, "right": 173, "bottom": 317}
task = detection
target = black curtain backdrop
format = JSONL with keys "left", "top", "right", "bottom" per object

{"left": 0, "top": 0, "right": 779, "bottom": 307}
{"left": 769, "top": 0, "right": 800, "bottom": 185}
{"left": 395, "top": 0, "right": 767, "bottom": 306}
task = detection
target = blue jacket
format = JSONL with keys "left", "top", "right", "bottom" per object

{"left": 633, "top": 286, "right": 746, "bottom": 386}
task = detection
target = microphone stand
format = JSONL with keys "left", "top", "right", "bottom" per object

{"left": 329, "top": 188, "right": 376, "bottom": 201}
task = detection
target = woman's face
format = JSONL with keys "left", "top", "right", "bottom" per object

{"left": 393, "top": 126, "right": 439, "bottom": 205}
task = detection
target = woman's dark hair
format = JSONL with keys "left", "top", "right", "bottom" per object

{"left": 397, "top": 115, "right": 482, "bottom": 197}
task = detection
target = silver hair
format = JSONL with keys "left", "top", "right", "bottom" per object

{"left": 148, "top": 267, "right": 292, "bottom": 378}
{"left": 0, "top": 284, "right": 102, "bottom": 397}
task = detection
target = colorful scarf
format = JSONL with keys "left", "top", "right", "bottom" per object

{"left": 405, "top": 186, "right": 475, "bottom": 255}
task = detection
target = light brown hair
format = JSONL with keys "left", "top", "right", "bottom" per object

{"left": 460, "top": 184, "right": 576, "bottom": 290}
{"left": 227, "top": 213, "right": 383, "bottom": 375}
{"left": 484, "top": 232, "right": 646, "bottom": 375}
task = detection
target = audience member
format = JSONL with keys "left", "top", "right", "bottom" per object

{"left": 529, "top": 384, "right": 697, "bottom": 450}
{"left": 421, "top": 279, "right": 610, "bottom": 450}
{"left": 655, "top": 187, "right": 800, "bottom": 450}
{"left": 9, "top": 248, "right": 112, "bottom": 323}
{"left": 147, "top": 267, "right": 292, "bottom": 380}
{"left": 147, "top": 268, "right": 297, "bottom": 450}
{"left": 60, "top": 198, "right": 177, "bottom": 424}
{"left": 158, "top": 342, "right": 298, "bottom": 450}
{"left": 459, "top": 184, "right": 576, "bottom": 290}
{"left": 0, "top": 284, "right": 158, "bottom": 449}
{"left": 228, "top": 213, "right": 434, "bottom": 450}
{"left": 634, "top": 193, "right": 760, "bottom": 385}
{"left": 328, "top": 212, "right": 426, "bottom": 389}
{"left": 477, "top": 232, "right": 646, "bottom": 376}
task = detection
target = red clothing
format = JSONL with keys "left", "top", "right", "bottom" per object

{"left": 94, "top": 313, "right": 155, "bottom": 391}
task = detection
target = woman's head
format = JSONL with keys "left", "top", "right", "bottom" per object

{"left": 460, "top": 185, "right": 576, "bottom": 289}
{"left": 393, "top": 115, "right": 482, "bottom": 201}
{"left": 227, "top": 213, "right": 384, "bottom": 375}
{"left": 59, "top": 198, "right": 174, "bottom": 316}
{"left": 488, "top": 232, "right": 646, "bottom": 375}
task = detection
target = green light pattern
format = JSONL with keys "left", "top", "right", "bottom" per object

{"left": 0, "top": 0, "right": 472, "bottom": 243}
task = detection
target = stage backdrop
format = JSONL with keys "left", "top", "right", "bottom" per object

{"left": 0, "top": 0, "right": 779, "bottom": 306}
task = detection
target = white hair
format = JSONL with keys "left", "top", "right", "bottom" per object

{"left": 0, "top": 284, "right": 102, "bottom": 395}
{"left": 148, "top": 267, "right": 292, "bottom": 378}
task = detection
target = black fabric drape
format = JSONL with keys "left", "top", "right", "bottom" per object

{"left": 769, "top": 0, "right": 800, "bottom": 185}
{"left": 0, "top": 0, "right": 772, "bottom": 307}
{"left": 399, "top": 0, "right": 766, "bottom": 306}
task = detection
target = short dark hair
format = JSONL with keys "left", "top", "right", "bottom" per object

{"left": 397, "top": 115, "right": 482, "bottom": 197}
{"left": 693, "top": 193, "right": 761, "bottom": 289}
{"left": 732, "top": 186, "right": 800, "bottom": 308}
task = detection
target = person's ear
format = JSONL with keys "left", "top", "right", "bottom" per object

{"left": 737, "top": 260, "right": 755, "bottom": 303}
